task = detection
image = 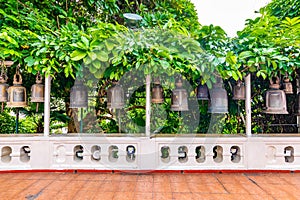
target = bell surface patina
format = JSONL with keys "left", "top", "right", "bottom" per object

{"left": 152, "top": 78, "right": 164, "bottom": 104}
{"left": 31, "top": 72, "right": 44, "bottom": 103}
{"left": 171, "top": 78, "right": 188, "bottom": 111}
{"left": 264, "top": 77, "right": 288, "bottom": 114}
{"left": 70, "top": 80, "right": 88, "bottom": 108}
{"left": 7, "top": 66, "right": 27, "bottom": 108}
{"left": 233, "top": 80, "right": 246, "bottom": 100}
{"left": 294, "top": 93, "right": 300, "bottom": 115}
{"left": 0, "top": 62, "right": 8, "bottom": 103}
{"left": 208, "top": 78, "right": 228, "bottom": 113}
{"left": 283, "top": 77, "right": 293, "bottom": 94}
{"left": 107, "top": 81, "right": 124, "bottom": 109}
{"left": 196, "top": 83, "right": 209, "bottom": 100}
{"left": 0, "top": 74, "right": 8, "bottom": 103}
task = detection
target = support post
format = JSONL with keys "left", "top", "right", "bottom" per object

{"left": 80, "top": 108, "right": 83, "bottom": 133}
{"left": 245, "top": 74, "right": 251, "bottom": 136}
{"left": 15, "top": 108, "right": 19, "bottom": 134}
{"left": 145, "top": 74, "right": 151, "bottom": 136}
{"left": 297, "top": 79, "right": 300, "bottom": 133}
{"left": 44, "top": 75, "right": 51, "bottom": 136}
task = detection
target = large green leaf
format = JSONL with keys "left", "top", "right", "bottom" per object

{"left": 24, "top": 56, "right": 35, "bottom": 67}
{"left": 70, "top": 50, "right": 87, "bottom": 61}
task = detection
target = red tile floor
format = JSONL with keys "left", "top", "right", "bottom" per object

{"left": 0, "top": 172, "right": 300, "bottom": 200}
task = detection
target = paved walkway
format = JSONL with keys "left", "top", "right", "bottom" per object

{"left": 0, "top": 172, "right": 299, "bottom": 200}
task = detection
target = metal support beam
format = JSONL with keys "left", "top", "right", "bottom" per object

{"left": 245, "top": 74, "right": 251, "bottom": 136}
{"left": 44, "top": 75, "right": 51, "bottom": 136}
{"left": 145, "top": 74, "right": 151, "bottom": 136}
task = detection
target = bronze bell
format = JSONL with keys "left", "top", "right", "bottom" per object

{"left": 294, "top": 93, "right": 300, "bottom": 115}
{"left": 107, "top": 81, "right": 124, "bottom": 109}
{"left": 264, "top": 77, "right": 288, "bottom": 114}
{"left": 171, "top": 77, "right": 188, "bottom": 111}
{"left": 196, "top": 81, "right": 209, "bottom": 100}
{"left": 31, "top": 72, "right": 44, "bottom": 103}
{"left": 283, "top": 77, "right": 293, "bottom": 94}
{"left": 208, "top": 78, "right": 228, "bottom": 113}
{"left": 70, "top": 80, "right": 88, "bottom": 108}
{"left": 7, "top": 65, "right": 27, "bottom": 108}
{"left": 233, "top": 80, "right": 245, "bottom": 100}
{"left": 0, "top": 72, "right": 8, "bottom": 103}
{"left": 152, "top": 78, "right": 164, "bottom": 103}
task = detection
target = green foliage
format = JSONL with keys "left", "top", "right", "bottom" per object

{"left": 234, "top": 11, "right": 300, "bottom": 79}
{"left": 264, "top": 0, "right": 300, "bottom": 19}
{"left": 0, "top": 109, "right": 35, "bottom": 134}
{"left": 0, "top": 0, "right": 299, "bottom": 134}
{"left": 0, "top": 110, "right": 15, "bottom": 133}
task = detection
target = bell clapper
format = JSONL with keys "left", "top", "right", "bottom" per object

{"left": 1, "top": 102, "right": 4, "bottom": 112}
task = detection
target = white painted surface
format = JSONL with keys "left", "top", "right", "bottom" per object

{"left": 0, "top": 135, "right": 299, "bottom": 171}
{"left": 43, "top": 75, "right": 51, "bottom": 136}
{"left": 245, "top": 74, "right": 252, "bottom": 136}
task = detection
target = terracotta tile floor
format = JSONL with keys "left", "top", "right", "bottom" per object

{"left": 0, "top": 172, "right": 300, "bottom": 199}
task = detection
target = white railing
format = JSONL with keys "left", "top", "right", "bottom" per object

{"left": 0, "top": 134, "right": 299, "bottom": 171}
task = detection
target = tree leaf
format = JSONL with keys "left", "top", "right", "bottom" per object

{"left": 96, "top": 51, "right": 109, "bottom": 62}
{"left": 70, "top": 50, "right": 87, "bottom": 61}
{"left": 239, "top": 51, "right": 254, "bottom": 60}
{"left": 81, "top": 36, "right": 89, "bottom": 47}
{"left": 24, "top": 56, "right": 35, "bottom": 67}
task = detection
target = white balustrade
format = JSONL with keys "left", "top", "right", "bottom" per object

{"left": 0, "top": 134, "right": 300, "bottom": 171}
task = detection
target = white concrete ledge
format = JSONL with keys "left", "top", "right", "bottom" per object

{"left": 0, "top": 134, "right": 299, "bottom": 171}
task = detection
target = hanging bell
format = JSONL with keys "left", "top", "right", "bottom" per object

{"left": 152, "top": 78, "right": 164, "bottom": 103}
{"left": 264, "top": 77, "right": 288, "bottom": 114}
{"left": 7, "top": 65, "right": 27, "bottom": 108}
{"left": 31, "top": 72, "right": 44, "bottom": 103}
{"left": 107, "top": 81, "right": 124, "bottom": 109}
{"left": 70, "top": 80, "right": 88, "bottom": 108}
{"left": 0, "top": 67, "right": 8, "bottom": 103}
{"left": 283, "top": 77, "right": 293, "bottom": 94}
{"left": 208, "top": 78, "right": 228, "bottom": 113}
{"left": 196, "top": 82, "right": 209, "bottom": 100}
{"left": 171, "top": 77, "right": 188, "bottom": 111}
{"left": 294, "top": 93, "right": 300, "bottom": 115}
{"left": 233, "top": 80, "right": 245, "bottom": 100}
{"left": 0, "top": 77, "right": 8, "bottom": 103}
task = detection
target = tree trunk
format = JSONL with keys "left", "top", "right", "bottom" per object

{"left": 66, "top": 101, "right": 78, "bottom": 133}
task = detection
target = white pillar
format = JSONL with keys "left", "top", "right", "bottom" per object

{"left": 245, "top": 74, "right": 251, "bottom": 136}
{"left": 145, "top": 74, "right": 151, "bottom": 136}
{"left": 44, "top": 75, "right": 51, "bottom": 136}
{"left": 297, "top": 79, "right": 300, "bottom": 133}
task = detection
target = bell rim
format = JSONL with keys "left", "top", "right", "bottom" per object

{"left": 6, "top": 103, "right": 27, "bottom": 108}
{"left": 151, "top": 99, "right": 164, "bottom": 104}
{"left": 283, "top": 90, "right": 293, "bottom": 94}
{"left": 263, "top": 110, "right": 289, "bottom": 114}
{"left": 197, "top": 97, "right": 209, "bottom": 100}
{"left": 31, "top": 99, "right": 45, "bottom": 103}
{"left": 208, "top": 109, "right": 228, "bottom": 114}
{"left": 69, "top": 106, "right": 88, "bottom": 108}
{"left": 170, "top": 108, "right": 189, "bottom": 111}
{"left": 232, "top": 97, "right": 246, "bottom": 100}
